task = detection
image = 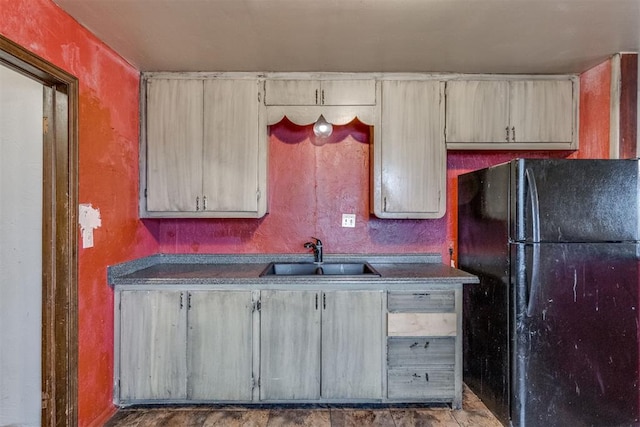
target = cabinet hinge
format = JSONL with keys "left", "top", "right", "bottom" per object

{"left": 254, "top": 300, "right": 261, "bottom": 312}
{"left": 41, "top": 391, "right": 49, "bottom": 409}
{"left": 256, "top": 189, "right": 261, "bottom": 201}
{"left": 258, "top": 92, "right": 262, "bottom": 103}
{"left": 43, "top": 117, "right": 49, "bottom": 135}
{"left": 144, "top": 188, "right": 147, "bottom": 198}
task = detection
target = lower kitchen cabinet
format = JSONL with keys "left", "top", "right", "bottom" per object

{"left": 259, "top": 290, "right": 383, "bottom": 401}
{"left": 321, "top": 291, "right": 383, "bottom": 399}
{"left": 118, "top": 290, "right": 187, "bottom": 401}
{"left": 115, "top": 286, "right": 459, "bottom": 406}
{"left": 117, "top": 289, "right": 254, "bottom": 403}
{"left": 387, "top": 337, "right": 455, "bottom": 399}
{"left": 187, "top": 291, "right": 254, "bottom": 400}
{"left": 259, "top": 290, "right": 321, "bottom": 400}
{"left": 386, "top": 290, "right": 462, "bottom": 408}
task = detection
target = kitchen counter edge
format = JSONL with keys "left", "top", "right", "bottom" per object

{"left": 108, "top": 253, "right": 479, "bottom": 289}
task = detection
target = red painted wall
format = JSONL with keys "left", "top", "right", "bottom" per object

{"left": 0, "top": 1, "right": 158, "bottom": 425}
{"left": 571, "top": 60, "right": 612, "bottom": 159}
{"left": 0, "top": 1, "right": 615, "bottom": 424}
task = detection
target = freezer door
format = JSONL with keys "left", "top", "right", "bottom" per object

{"left": 512, "top": 242, "right": 639, "bottom": 427}
{"left": 514, "top": 159, "right": 640, "bottom": 243}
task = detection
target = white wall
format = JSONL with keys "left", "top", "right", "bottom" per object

{"left": 0, "top": 64, "right": 43, "bottom": 427}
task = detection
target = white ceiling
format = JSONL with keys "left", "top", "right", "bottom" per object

{"left": 54, "top": 0, "right": 640, "bottom": 74}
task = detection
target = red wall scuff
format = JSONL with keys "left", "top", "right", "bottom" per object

{"left": 0, "top": 1, "right": 615, "bottom": 424}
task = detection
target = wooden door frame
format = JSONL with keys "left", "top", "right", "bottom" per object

{"left": 0, "top": 34, "right": 78, "bottom": 426}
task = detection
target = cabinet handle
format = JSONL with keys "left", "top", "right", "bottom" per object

{"left": 323, "top": 293, "right": 326, "bottom": 310}
{"left": 505, "top": 127, "right": 509, "bottom": 142}
{"left": 425, "top": 372, "right": 430, "bottom": 382}
{"left": 512, "top": 126, "right": 516, "bottom": 142}
{"left": 188, "top": 293, "right": 192, "bottom": 310}
{"left": 315, "top": 89, "right": 318, "bottom": 105}
{"left": 383, "top": 197, "right": 387, "bottom": 212}
{"left": 410, "top": 341, "right": 430, "bottom": 350}
{"left": 203, "top": 196, "right": 207, "bottom": 210}
{"left": 180, "top": 293, "right": 184, "bottom": 309}
{"left": 315, "top": 293, "right": 318, "bottom": 310}
{"left": 196, "top": 196, "right": 200, "bottom": 211}
{"left": 321, "top": 89, "right": 325, "bottom": 105}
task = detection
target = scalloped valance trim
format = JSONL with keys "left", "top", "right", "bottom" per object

{"left": 266, "top": 105, "right": 376, "bottom": 126}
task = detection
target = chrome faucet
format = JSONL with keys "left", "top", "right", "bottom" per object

{"left": 304, "top": 237, "right": 323, "bottom": 264}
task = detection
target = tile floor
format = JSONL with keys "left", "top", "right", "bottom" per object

{"left": 105, "top": 385, "right": 503, "bottom": 426}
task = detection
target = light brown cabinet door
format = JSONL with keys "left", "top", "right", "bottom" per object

{"left": 446, "top": 79, "right": 575, "bottom": 148}
{"left": 203, "top": 79, "right": 263, "bottom": 214}
{"left": 320, "top": 80, "right": 376, "bottom": 105}
{"left": 259, "top": 290, "right": 321, "bottom": 400}
{"left": 445, "top": 80, "right": 510, "bottom": 143}
{"left": 321, "top": 291, "right": 383, "bottom": 399}
{"left": 264, "top": 79, "right": 375, "bottom": 105}
{"left": 119, "top": 290, "right": 187, "bottom": 401}
{"left": 146, "top": 79, "right": 203, "bottom": 211}
{"left": 376, "top": 80, "right": 446, "bottom": 218}
{"left": 510, "top": 80, "right": 573, "bottom": 143}
{"left": 263, "top": 80, "right": 319, "bottom": 105}
{"left": 187, "top": 291, "right": 254, "bottom": 401}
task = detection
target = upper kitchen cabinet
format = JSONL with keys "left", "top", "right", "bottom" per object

{"left": 264, "top": 79, "right": 376, "bottom": 106}
{"left": 372, "top": 80, "right": 446, "bottom": 219}
{"left": 445, "top": 78, "right": 577, "bottom": 150}
{"left": 141, "top": 76, "right": 267, "bottom": 218}
{"left": 144, "top": 78, "right": 203, "bottom": 214}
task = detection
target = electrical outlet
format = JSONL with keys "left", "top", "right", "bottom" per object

{"left": 342, "top": 213, "right": 356, "bottom": 228}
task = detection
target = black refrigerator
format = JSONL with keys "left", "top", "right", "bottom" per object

{"left": 458, "top": 159, "right": 640, "bottom": 427}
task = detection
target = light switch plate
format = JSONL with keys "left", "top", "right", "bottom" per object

{"left": 342, "top": 213, "right": 356, "bottom": 228}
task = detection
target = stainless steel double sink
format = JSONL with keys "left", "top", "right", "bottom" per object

{"left": 260, "top": 262, "right": 381, "bottom": 277}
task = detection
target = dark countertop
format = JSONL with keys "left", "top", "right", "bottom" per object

{"left": 108, "top": 253, "right": 478, "bottom": 289}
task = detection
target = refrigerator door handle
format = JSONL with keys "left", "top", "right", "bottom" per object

{"left": 525, "top": 168, "right": 541, "bottom": 316}
{"left": 525, "top": 168, "right": 541, "bottom": 243}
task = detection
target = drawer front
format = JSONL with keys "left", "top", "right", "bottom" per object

{"left": 388, "top": 291, "right": 455, "bottom": 312}
{"left": 387, "top": 337, "right": 454, "bottom": 367}
{"left": 387, "top": 367, "right": 454, "bottom": 399}
{"left": 387, "top": 312, "right": 457, "bottom": 336}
